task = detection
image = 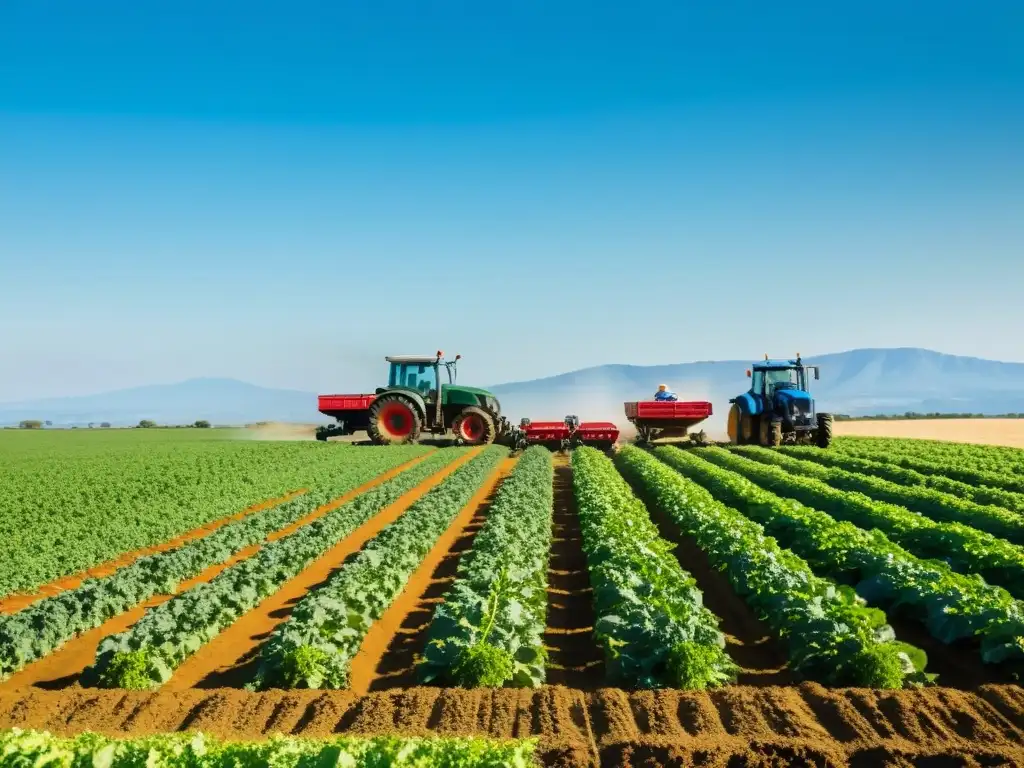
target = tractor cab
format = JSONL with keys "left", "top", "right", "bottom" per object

{"left": 383, "top": 352, "right": 458, "bottom": 402}
{"left": 727, "top": 354, "right": 833, "bottom": 448}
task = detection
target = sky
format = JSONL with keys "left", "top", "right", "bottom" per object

{"left": 2, "top": 1, "right": 1023, "bottom": 402}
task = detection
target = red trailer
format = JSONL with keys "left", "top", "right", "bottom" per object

{"left": 315, "top": 394, "right": 377, "bottom": 439}
{"left": 513, "top": 415, "right": 619, "bottom": 452}
{"left": 623, "top": 400, "right": 713, "bottom": 444}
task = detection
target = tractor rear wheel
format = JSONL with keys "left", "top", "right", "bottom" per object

{"left": 452, "top": 406, "right": 496, "bottom": 445}
{"left": 367, "top": 395, "right": 422, "bottom": 445}
{"left": 817, "top": 413, "right": 834, "bottom": 448}
{"left": 727, "top": 404, "right": 742, "bottom": 444}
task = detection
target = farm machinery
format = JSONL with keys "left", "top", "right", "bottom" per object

{"left": 509, "top": 416, "right": 619, "bottom": 452}
{"left": 624, "top": 400, "right": 713, "bottom": 444}
{"left": 316, "top": 352, "right": 511, "bottom": 445}
{"left": 726, "top": 354, "right": 833, "bottom": 448}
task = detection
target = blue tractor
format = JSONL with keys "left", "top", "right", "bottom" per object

{"left": 726, "top": 354, "right": 833, "bottom": 448}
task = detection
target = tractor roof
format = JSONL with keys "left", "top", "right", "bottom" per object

{"left": 753, "top": 359, "right": 803, "bottom": 369}
{"left": 385, "top": 355, "right": 441, "bottom": 365}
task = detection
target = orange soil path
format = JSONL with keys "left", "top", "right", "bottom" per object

{"left": 0, "top": 489, "right": 308, "bottom": 615}
{"left": 355, "top": 456, "right": 518, "bottom": 693}
{"left": 0, "top": 453, "right": 432, "bottom": 691}
{"left": 165, "top": 448, "right": 485, "bottom": 690}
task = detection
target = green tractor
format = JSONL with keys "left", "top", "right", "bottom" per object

{"left": 316, "top": 351, "right": 511, "bottom": 445}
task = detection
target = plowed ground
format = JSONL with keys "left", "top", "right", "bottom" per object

{"left": 2, "top": 684, "right": 1022, "bottom": 767}
{"left": 3, "top": 450, "right": 1024, "bottom": 766}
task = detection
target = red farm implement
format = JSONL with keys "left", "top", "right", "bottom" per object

{"left": 511, "top": 415, "right": 619, "bottom": 452}
{"left": 623, "top": 400, "right": 713, "bottom": 444}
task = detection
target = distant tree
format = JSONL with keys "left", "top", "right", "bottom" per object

{"left": 88, "top": 422, "right": 95, "bottom": 429}
{"left": 100, "top": 422, "right": 112, "bottom": 428}
{"left": 138, "top": 419, "right": 157, "bottom": 429}
{"left": 19, "top": 420, "right": 43, "bottom": 429}
{"left": 194, "top": 420, "right": 211, "bottom": 429}
{"left": 44, "top": 420, "right": 52, "bottom": 427}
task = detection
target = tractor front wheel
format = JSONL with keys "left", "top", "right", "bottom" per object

{"left": 367, "top": 395, "right": 422, "bottom": 445}
{"left": 452, "top": 407, "right": 496, "bottom": 445}
{"left": 817, "top": 413, "right": 834, "bottom": 448}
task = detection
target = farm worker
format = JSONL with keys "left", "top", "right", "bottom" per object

{"left": 654, "top": 384, "right": 678, "bottom": 401}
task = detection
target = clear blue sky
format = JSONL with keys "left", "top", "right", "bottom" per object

{"left": 2, "top": 1, "right": 1022, "bottom": 401}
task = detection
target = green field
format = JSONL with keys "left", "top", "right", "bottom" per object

{"left": 0, "top": 429, "right": 397, "bottom": 598}
{"left": 3, "top": 431, "right": 1024, "bottom": 766}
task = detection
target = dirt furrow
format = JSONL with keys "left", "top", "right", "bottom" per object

{"left": 166, "top": 449, "right": 483, "bottom": 690}
{"left": 543, "top": 456, "right": 606, "bottom": 691}
{"left": 2, "top": 685, "right": 1023, "bottom": 767}
{"left": 350, "top": 456, "right": 518, "bottom": 694}
{"left": 0, "top": 489, "right": 308, "bottom": 615}
{"left": 0, "top": 454, "right": 433, "bottom": 691}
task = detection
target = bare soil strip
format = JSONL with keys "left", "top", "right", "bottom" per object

{"left": 2, "top": 684, "right": 1022, "bottom": 767}
{"left": 0, "top": 489, "right": 308, "bottom": 615}
{"left": 351, "top": 456, "right": 518, "bottom": 694}
{"left": 166, "top": 449, "right": 485, "bottom": 690}
{"left": 643, "top": 497, "right": 794, "bottom": 686}
{"left": 0, "top": 453, "right": 433, "bottom": 691}
{"left": 543, "top": 456, "right": 605, "bottom": 689}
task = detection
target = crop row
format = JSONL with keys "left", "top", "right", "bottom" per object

{"left": 833, "top": 438, "right": 1024, "bottom": 494}
{"left": 0, "top": 446, "right": 426, "bottom": 682}
{"left": 251, "top": 445, "right": 508, "bottom": 690}
{"left": 699, "top": 448, "right": 1024, "bottom": 600}
{"left": 86, "top": 447, "right": 473, "bottom": 689}
{"left": 777, "top": 445, "right": 1024, "bottom": 515}
{"left": 732, "top": 446, "right": 1024, "bottom": 542}
{"left": 0, "top": 728, "right": 535, "bottom": 767}
{"left": 0, "top": 432, "right": 400, "bottom": 598}
{"left": 835, "top": 436, "right": 1024, "bottom": 476}
{"left": 654, "top": 446, "right": 1024, "bottom": 667}
{"left": 418, "top": 446, "right": 554, "bottom": 688}
{"left": 571, "top": 446, "right": 736, "bottom": 689}
{"left": 617, "top": 446, "right": 926, "bottom": 687}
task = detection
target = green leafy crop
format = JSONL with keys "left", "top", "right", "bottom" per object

{"left": 419, "top": 445, "right": 554, "bottom": 688}
{"left": 571, "top": 446, "right": 736, "bottom": 689}
{"left": 252, "top": 445, "right": 509, "bottom": 690}
{"left": 83, "top": 447, "right": 472, "bottom": 689}
{"left": 0, "top": 446, "right": 427, "bottom": 683}
{"left": 655, "top": 445, "right": 1024, "bottom": 669}
{"left": 699, "top": 447, "right": 1024, "bottom": 600}
{"left": 619, "top": 445, "right": 926, "bottom": 687}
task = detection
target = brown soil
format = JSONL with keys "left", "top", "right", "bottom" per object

{"left": 544, "top": 456, "right": 605, "bottom": 689}
{"left": 0, "top": 454, "right": 432, "bottom": 692}
{"left": 0, "top": 489, "right": 308, "bottom": 615}
{"left": 352, "top": 456, "right": 518, "bottom": 694}
{"left": 166, "top": 449, "right": 484, "bottom": 690}
{"left": 2, "top": 684, "right": 1022, "bottom": 767}
{"left": 644, "top": 498, "right": 794, "bottom": 686}
{"left": 835, "top": 419, "right": 1024, "bottom": 449}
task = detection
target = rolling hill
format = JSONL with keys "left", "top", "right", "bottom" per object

{"left": 2, "top": 348, "right": 1022, "bottom": 428}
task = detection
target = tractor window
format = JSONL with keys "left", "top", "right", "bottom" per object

{"left": 393, "top": 364, "right": 434, "bottom": 396}
{"left": 764, "top": 368, "right": 800, "bottom": 394}
{"left": 751, "top": 370, "right": 764, "bottom": 394}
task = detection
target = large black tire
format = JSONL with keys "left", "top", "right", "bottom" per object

{"left": 452, "top": 406, "right": 496, "bottom": 445}
{"left": 367, "top": 395, "right": 422, "bottom": 445}
{"left": 817, "top": 412, "right": 834, "bottom": 448}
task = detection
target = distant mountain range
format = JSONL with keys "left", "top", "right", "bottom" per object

{"left": 3, "top": 348, "right": 1023, "bottom": 429}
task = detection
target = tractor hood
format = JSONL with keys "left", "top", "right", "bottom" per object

{"left": 774, "top": 388, "right": 812, "bottom": 406}
{"left": 774, "top": 388, "right": 814, "bottom": 420}
{"left": 447, "top": 384, "right": 495, "bottom": 397}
